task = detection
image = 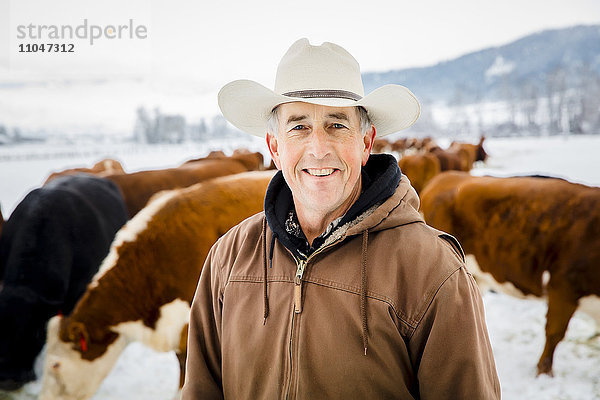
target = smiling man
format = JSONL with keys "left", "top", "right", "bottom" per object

{"left": 182, "top": 39, "right": 500, "bottom": 399}
{"left": 268, "top": 102, "right": 373, "bottom": 244}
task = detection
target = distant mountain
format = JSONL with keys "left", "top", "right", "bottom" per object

{"left": 363, "top": 25, "right": 600, "bottom": 104}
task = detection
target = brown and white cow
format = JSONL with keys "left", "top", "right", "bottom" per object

{"left": 40, "top": 171, "right": 275, "bottom": 400}
{"left": 44, "top": 159, "right": 126, "bottom": 185}
{"left": 398, "top": 153, "right": 441, "bottom": 194}
{"left": 419, "top": 171, "right": 600, "bottom": 376}
{"left": 105, "top": 157, "right": 253, "bottom": 218}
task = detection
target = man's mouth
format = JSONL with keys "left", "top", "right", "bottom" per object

{"left": 304, "top": 168, "right": 337, "bottom": 177}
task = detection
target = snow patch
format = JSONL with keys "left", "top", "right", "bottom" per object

{"left": 485, "top": 55, "right": 516, "bottom": 79}
{"left": 578, "top": 295, "right": 600, "bottom": 326}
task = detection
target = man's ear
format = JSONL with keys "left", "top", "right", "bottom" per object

{"left": 362, "top": 125, "right": 376, "bottom": 166}
{"left": 266, "top": 132, "right": 282, "bottom": 170}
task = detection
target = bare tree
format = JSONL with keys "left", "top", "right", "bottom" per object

{"left": 546, "top": 66, "right": 567, "bottom": 134}
{"left": 133, "top": 107, "right": 152, "bottom": 143}
{"left": 519, "top": 79, "right": 539, "bottom": 134}
{"left": 578, "top": 63, "right": 600, "bottom": 134}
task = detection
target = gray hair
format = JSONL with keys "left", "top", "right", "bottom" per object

{"left": 266, "top": 105, "right": 373, "bottom": 136}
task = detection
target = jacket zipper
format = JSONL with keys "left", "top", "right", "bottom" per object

{"left": 292, "top": 241, "right": 338, "bottom": 314}
{"left": 285, "top": 241, "right": 341, "bottom": 399}
{"left": 286, "top": 257, "right": 306, "bottom": 400}
{"left": 286, "top": 307, "right": 297, "bottom": 400}
{"left": 294, "top": 259, "right": 306, "bottom": 313}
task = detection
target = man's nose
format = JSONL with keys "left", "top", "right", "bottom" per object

{"left": 307, "top": 126, "right": 331, "bottom": 159}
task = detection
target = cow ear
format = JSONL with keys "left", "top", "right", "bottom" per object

{"left": 67, "top": 321, "right": 90, "bottom": 352}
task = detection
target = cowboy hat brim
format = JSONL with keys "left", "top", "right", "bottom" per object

{"left": 218, "top": 79, "right": 421, "bottom": 138}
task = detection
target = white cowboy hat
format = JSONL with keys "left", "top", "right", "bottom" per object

{"left": 218, "top": 38, "right": 420, "bottom": 137}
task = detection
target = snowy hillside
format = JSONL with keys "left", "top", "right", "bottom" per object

{"left": 363, "top": 25, "right": 600, "bottom": 102}
{"left": 364, "top": 25, "right": 600, "bottom": 137}
{"left": 0, "top": 135, "right": 599, "bottom": 400}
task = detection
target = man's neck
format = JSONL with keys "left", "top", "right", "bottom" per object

{"left": 294, "top": 179, "right": 362, "bottom": 246}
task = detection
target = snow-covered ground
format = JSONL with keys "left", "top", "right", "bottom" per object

{"left": 0, "top": 134, "right": 599, "bottom": 400}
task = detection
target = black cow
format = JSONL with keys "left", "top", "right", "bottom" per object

{"left": 0, "top": 174, "right": 128, "bottom": 390}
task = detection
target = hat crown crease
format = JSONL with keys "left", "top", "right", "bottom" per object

{"left": 274, "top": 40, "right": 365, "bottom": 97}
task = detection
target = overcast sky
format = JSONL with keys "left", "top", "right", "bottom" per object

{"left": 4, "top": 0, "right": 599, "bottom": 89}
{"left": 155, "top": 0, "right": 600, "bottom": 90}
{"left": 0, "top": 0, "right": 598, "bottom": 134}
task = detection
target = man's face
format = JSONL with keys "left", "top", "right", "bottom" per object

{"left": 266, "top": 102, "right": 375, "bottom": 221}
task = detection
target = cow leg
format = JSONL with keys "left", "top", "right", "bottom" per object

{"left": 176, "top": 351, "right": 187, "bottom": 388}
{"left": 537, "top": 288, "right": 578, "bottom": 376}
{"left": 176, "top": 323, "right": 188, "bottom": 388}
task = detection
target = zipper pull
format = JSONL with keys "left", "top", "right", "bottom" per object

{"left": 294, "top": 259, "right": 306, "bottom": 313}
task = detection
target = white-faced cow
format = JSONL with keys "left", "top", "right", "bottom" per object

{"left": 0, "top": 175, "right": 128, "bottom": 390}
{"left": 419, "top": 171, "right": 600, "bottom": 376}
{"left": 40, "top": 171, "right": 274, "bottom": 400}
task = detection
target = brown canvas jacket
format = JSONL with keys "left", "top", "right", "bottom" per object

{"left": 182, "top": 175, "right": 501, "bottom": 399}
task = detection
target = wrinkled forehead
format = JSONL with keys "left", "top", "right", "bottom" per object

{"left": 276, "top": 102, "right": 361, "bottom": 124}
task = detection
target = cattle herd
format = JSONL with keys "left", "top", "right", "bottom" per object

{"left": 0, "top": 138, "right": 598, "bottom": 398}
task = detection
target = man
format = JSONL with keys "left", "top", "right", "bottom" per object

{"left": 182, "top": 39, "right": 500, "bottom": 399}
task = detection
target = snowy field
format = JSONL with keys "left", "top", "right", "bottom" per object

{"left": 0, "top": 134, "right": 599, "bottom": 400}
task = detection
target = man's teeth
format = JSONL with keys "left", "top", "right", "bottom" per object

{"left": 306, "top": 168, "right": 335, "bottom": 176}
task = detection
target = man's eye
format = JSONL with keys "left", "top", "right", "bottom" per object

{"left": 332, "top": 123, "right": 346, "bottom": 129}
{"left": 291, "top": 125, "right": 306, "bottom": 130}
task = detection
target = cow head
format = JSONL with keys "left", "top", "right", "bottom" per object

{"left": 40, "top": 315, "right": 127, "bottom": 400}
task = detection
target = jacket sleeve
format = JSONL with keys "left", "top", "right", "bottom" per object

{"left": 181, "top": 242, "right": 225, "bottom": 400}
{"left": 411, "top": 266, "right": 501, "bottom": 399}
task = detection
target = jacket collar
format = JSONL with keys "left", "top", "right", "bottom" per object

{"left": 264, "top": 153, "right": 402, "bottom": 259}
